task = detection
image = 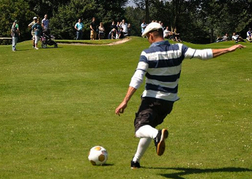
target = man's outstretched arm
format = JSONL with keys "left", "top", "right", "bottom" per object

{"left": 185, "top": 44, "right": 245, "bottom": 59}
{"left": 212, "top": 44, "right": 245, "bottom": 58}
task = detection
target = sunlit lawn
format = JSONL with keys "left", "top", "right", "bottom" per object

{"left": 0, "top": 37, "right": 251, "bottom": 178}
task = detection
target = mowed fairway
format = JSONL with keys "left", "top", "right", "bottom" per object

{"left": 0, "top": 37, "right": 251, "bottom": 179}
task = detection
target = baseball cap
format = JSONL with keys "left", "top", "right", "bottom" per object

{"left": 33, "top": 17, "right": 37, "bottom": 20}
{"left": 142, "top": 22, "right": 163, "bottom": 37}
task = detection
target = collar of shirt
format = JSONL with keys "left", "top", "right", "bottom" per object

{"left": 150, "top": 40, "right": 170, "bottom": 48}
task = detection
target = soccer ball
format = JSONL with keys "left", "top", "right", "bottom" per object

{"left": 88, "top": 146, "right": 108, "bottom": 165}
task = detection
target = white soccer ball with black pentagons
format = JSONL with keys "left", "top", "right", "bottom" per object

{"left": 88, "top": 146, "right": 108, "bottom": 165}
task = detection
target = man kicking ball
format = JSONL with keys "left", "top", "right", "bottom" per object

{"left": 115, "top": 22, "right": 245, "bottom": 169}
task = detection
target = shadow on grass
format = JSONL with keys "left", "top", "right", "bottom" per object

{"left": 142, "top": 167, "right": 252, "bottom": 179}
{"left": 40, "top": 46, "right": 62, "bottom": 49}
{"left": 93, "top": 163, "right": 114, "bottom": 167}
{"left": 15, "top": 49, "right": 30, "bottom": 52}
{"left": 15, "top": 47, "right": 62, "bottom": 52}
{"left": 102, "top": 163, "right": 114, "bottom": 167}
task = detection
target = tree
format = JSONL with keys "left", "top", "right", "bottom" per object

{"left": 128, "top": 0, "right": 252, "bottom": 43}
{"left": 25, "top": 0, "right": 71, "bottom": 18}
{"left": 0, "top": 0, "right": 36, "bottom": 41}
{"left": 197, "top": 0, "right": 252, "bottom": 42}
{"left": 50, "top": 0, "right": 96, "bottom": 39}
{"left": 125, "top": 6, "right": 145, "bottom": 36}
{"left": 1, "top": 0, "right": 252, "bottom": 43}
{"left": 133, "top": 0, "right": 153, "bottom": 23}
{"left": 50, "top": 0, "right": 127, "bottom": 39}
{"left": 94, "top": 0, "right": 128, "bottom": 35}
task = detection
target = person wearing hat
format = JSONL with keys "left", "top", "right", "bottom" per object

{"left": 28, "top": 17, "right": 37, "bottom": 48}
{"left": 10, "top": 20, "right": 20, "bottom": 51}
{"left": 115, "top": 22, "right": 245, "bottom": 169}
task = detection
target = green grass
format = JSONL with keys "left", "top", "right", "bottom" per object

{"left": 0, "top": 37, "right": 251, "bottom": 179}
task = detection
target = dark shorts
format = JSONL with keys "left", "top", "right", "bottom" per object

{"left": 134, "top": 97, "right": 174, "bottom": 132}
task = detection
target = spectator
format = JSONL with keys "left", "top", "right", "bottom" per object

{"left": 163, "top": 26, "right": 171, "bottom": 39}
{"left": 115, "top": 22, "right": 121, "bottom": 38}
{"left": 141, "top": 20, "right": 147, "bottom": 35}
{"left": 216, "top": 33, "right": 228, "bottom": 43}
{"left": 74, "top": 19, "right": 84, "bottom": 40}
{"left": 222, "top": 33, "right": 229, "bottom": 41}
{"left": 128, "top": 23, "right": 131, "bottom": 36}
{"left": 173, "top": 28, "right": 182, "bottom": 42}
{"left": 120, "top": 19, "right": 129, "bottom": 36}
{"left": 41, "top": 14, "right": 50, "bottom": 34}
{"left": 118, "top": 27, "right": 125, "bottom": 39}
{"left": 11, "top": 20, "right": 20, "bottom": 52}
{"left": 159, "top": 21, "right": 165, "bottom": 30}
{"left": 90, "top": 17, "right": 97, "bottom": 40}
{"left": 116, "top": 21, "right": 120, "bottom": 31}
{"left": 108, "top": 28, "right": 116, "bottom": 39}
{"left": 111, "top": 21, "right": 117, "bottom": 32}
{"left": 232, "top": 32, "right": 238, "bottom": 41}
{"left": 28, "top": 17, "right": 37, "bottom": 48}
{"left": 246, "top": 28, "right": 252, "bottom": 42}
{"left": 32, "top": 18, "right": 43, "bottom": 50}
{"left": 232, "top": 32, "right": 245, "bottom": 43}
{"left": 98, "top": 22, "right": 105, "bottom": 40}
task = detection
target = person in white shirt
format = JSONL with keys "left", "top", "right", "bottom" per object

{"left": 163, "top": 26, "right": 171, "bottom": 39}
{"left": 120, "top": 19, "right": 129, "bottom": 36}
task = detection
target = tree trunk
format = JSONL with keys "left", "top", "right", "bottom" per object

{"left": 145, "top": 0, "right": 150, "bottom": 23}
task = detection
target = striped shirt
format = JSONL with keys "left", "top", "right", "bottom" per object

{"left": 129, "top": 40, "right": 213, "bottom": 102}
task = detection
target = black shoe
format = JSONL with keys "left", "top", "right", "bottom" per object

{"left": 154, "top": 129, "right": 169, "bottom": 156}
{"left": 131, "top": 160, "right": 140, "bottom": 169}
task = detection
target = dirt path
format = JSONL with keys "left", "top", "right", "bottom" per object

{"left": 58, "top": 37, "right": 131, "bottom": 46}
{"left": 107, "top": 38, "right": 131, "bottom": 45}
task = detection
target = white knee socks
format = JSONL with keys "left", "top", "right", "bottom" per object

{"left": 132, "top": 125, "right": 159, "bottom": 162}
{"left": 132, "top": 137, "right": 152, "bottom": 162}
{"left": 135, "top": 125, "right": 158, "bottom": 138}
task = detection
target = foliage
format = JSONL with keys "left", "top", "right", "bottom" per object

{"left": 0, "top": 0, "right": 36, "bottom": 41}
{"left": 0, "top": 0, "right": 127, "bottom": 41}
{"left": 127, "top": 0, "right": 252, "bottom": 43}
{"left": 50, "top": 0, "right": 127, "bottom": 39}
{"left": 25, "top": 0, "right": 71, "bottom": 18}
{"left": 125, "top": 6, "right": 145, "bottom": 36}
{"left": 1, "top": 0, "right": 252, "bottom": 43}
{"left": 50, "top": 0, "right": 96, "bottom": 39}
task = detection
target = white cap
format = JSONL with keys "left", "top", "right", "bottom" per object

{"left": 33, "top": 17, "right": 37, "bottom": 20}
{"left": 142, "top": 22, "right": 163, "bottom": 37}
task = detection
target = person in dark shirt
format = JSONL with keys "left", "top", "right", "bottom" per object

{"left": 90, "top": 17, "right": 97, "bottom": 40}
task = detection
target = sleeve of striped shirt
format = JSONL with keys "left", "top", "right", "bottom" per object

{"left": 129, "top": 54, "right": 148, "bottom": 89}
{"left": 184, "top": 47, "right": 213, "bottom": 60}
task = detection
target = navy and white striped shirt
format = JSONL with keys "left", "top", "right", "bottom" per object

{"left": 129, "top": 40, "right": 213, "bottom": 102}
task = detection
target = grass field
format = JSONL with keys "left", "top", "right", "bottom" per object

{"left": 0, "top": 37, "right": 251, "bottom": 179}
